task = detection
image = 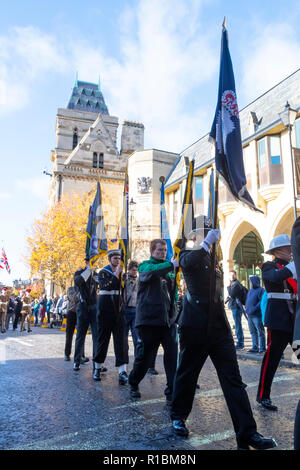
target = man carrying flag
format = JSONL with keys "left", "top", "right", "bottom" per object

{"left": 93, "top": 172, "right": 129, "bottom": 384}
{"left": 170, "top": 22, "right": 277, "bottom": 450}
{"left": 73, "top": 182, "right": 106, "bottom": 372}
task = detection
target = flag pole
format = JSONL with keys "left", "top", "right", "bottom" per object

{"left": 207, "top": 169, "right": 219, "bottom": 336}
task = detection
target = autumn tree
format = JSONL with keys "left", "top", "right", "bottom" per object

{"left": 26, "top": 186, "right": 120, "bottom": 292}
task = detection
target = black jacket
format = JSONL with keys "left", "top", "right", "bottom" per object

{"left": 262, "top": 258, "right": 295, "bottom": 333}
{"left": 97, "top": 266, "right": 121, "bottom": 319}
{"left": 227, "top": 280, "right": 244, "bottom": 310}
{"left": 178, "top": 247, "right": 230, "bottom": 331}
{"left": 135, "top": 257, "right": 176, "bottom": 328}
{"left": 14, "top": 297, "right": 23, "bottom": 315}
{"left": 74, "top": 268, "right": 98, "bottom": 306}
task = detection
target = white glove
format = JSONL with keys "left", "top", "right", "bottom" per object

{"left": 286, "top": 261, "right": 297, "bottom": 279}
{"left": 171, "top": 258, "right": 179, "bottom": 268}
{"left": 81, "top": 266, "right": 92, "bottom": 281}
{"left": 203, "top": 228, "right": 221, "bottom": 247}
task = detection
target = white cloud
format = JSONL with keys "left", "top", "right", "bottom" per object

{"left": 0, "top": 26, "right": 67, "bottom": 113}
{"left": 241, "top": 22, "right": 300, "bottom": 103}
{"left": 0, "top": 192, "right": 11, "bottom": 200}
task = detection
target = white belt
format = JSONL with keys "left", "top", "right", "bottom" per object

{"left": 267, "top": 293, "right": 297, "bottom": 300}
{"left": 99, "top": 290, "right": 119, "bottom": 296}
{"left": 0, "top": 302, "right": 6, "bottom": 305}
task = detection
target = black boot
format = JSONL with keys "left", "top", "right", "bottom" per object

{"left": 257, "top": 397, "right": 278, "bottom": 411}
{"left": 93, "top": 369, "right": 101, "bottom": 381}
{"left": 237, "top": 432, "right": 277, "bottom": 450}
{"left": 172, "top": 420, "right": 189, "bottom": 437}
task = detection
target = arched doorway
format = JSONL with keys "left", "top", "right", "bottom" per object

{"left": 233, "top": 231, "right": 264, "bottom": 287}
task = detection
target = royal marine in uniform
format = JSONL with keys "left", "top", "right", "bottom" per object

{"left": 170, "top": 215, "right": 277, "bottom": 450}
{"left": 257, "top": 234, "right": 297, "bottom": 411}
{"left": 0, "top": 287, "right": 10, "bottom": 333}
{"left": 20, "top": 289, "right": 33, "bottom": 332}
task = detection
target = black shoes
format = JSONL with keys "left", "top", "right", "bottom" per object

{"left": 64, "top": 355, "right": 71, "bottom": 362}
{"left": 147, "top": 368, "right": 159, "bottom": 375}
{"left": 119, "top": 371, "right": 129, "bottom": 385}
{"left": 257, "top": 397, "right": 278, "bottom": 411}
{"left": 73, "top": 363, "right": 80, "bottom": 371}
{"left": 237, "top": 432, "right": 277, "bottom": 450}
{"left": 130, "top": 385, "right": 141, "bottom": 398}
{"left": 247, "top": 349, "right": 259, "bottom": 354}
{"left": 172, "top": 420, "right": 189, "bottom": 437}
{"left": 80, "top": 356, "right": 89, "bottom": 364}
{"left": 235, "top": 345, "right": 244, "bottom": 350}
{"left": 93, "top": 369, "right": 101, "bottom": 381}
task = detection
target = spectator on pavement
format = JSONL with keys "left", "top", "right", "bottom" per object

{"left": 227, "top": 271, "right": 246, "bottom": 350}
{"left": 245, "top": 276, "right": 266, "bottom": 354}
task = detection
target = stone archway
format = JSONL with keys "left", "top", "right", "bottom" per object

{"left": 232, "top": 231, "right": 264, "bottom": 287}
{"left": 272, "top": 207, "right": 294, "bottom": 238}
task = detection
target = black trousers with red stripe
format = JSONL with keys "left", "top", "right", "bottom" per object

{"left": 257, "top": 328, "right": 293, "bottom": 400}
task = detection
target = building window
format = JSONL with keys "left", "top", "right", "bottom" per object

{"left": 295, "top": 119, "right": 300, "bottom": 148}
{"left": 72, "top": 129, "right": 78, "bottom": 149}
{"left": 99, "top": 153, "right": 104, "bottom": 169}
{"left": 258, "top": 138, "right": 266, "bottom": 168}
{"left": 194, "top": 176, "right": 204, "bottom": 216}
{"left": 270, "top": 135, "right": 281, "bottom": 165}
{"left": 173, "top": 191, "right": 178, "bottom": 225}
{"left": 93, "top": 152, "right": 98, "bottom": 168}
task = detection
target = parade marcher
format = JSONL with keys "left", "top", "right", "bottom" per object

{"left": 245, "top": 276, "right": 266, "bottom": 354}
{"left": 128, "top": 239, "right": 178, "bottom": 402}
{"left": 93, "top": 250, "right": 128, "bottom": 384}
{"left": 5, "top": 294, "right": 16, "bottom": 331}
{"left": 20, "top": 289, "right": 33, "bottom": 332}
{"left": 291, "top": 217, "right": 300, "bottom": 449}
{"left": 256, "top": 234, "right": 297, "bottom": 411}
{"left": 64, "top": 285, "right": 85, "bottom": 362}
{"left": 227, "top": 271, "right": 246, "bottom": 349}
{"left": 73, "top": 257, "right": 99, "bottom": 371}
{"left": 170, "top": 216, "right": 277, "bottom": 450}
{"left": 13, "top": 295, "right": 23, "bottom": 330}
{"left": 0, "top": 287, "right": 10, "bottom": 333}
{"left": 122, "top": 260, "right": 139, "bottom": 359}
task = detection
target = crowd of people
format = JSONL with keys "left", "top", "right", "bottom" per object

{"left": 0, "top": 290, "right": 69, "bottom": 333}
{"left": 1, "top": 214, "right": 300, "bottom": 450}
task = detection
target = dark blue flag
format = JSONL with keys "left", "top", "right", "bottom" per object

{"left": 160, "top": 181, "right": 173, "bottom": 261}
{"left": 210, "top": 25, "right": 262, "bottom": 212}
{"left": 86, "top": 182, "right": 107, "bottom": 266}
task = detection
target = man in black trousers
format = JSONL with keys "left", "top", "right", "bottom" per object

{"left": 256, "top": 234, "right": 296, "bottom": 411}
{"left": 170, "top": 215, "right": 277, "bottom": 450}
{"left": 73, "top": 257, "right": 99, "bottom": 371}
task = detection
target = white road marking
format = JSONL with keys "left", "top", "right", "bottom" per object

{"left": 4, "top": 338, "right": 34, "bottom": 347}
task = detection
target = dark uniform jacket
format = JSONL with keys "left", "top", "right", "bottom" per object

{"left": 74, "top": 268, "right": 98, "bottom": 306}
{"left": 135, "top": 257, "right": 177, "bottom": 328}
{"left": 262, "top": 258, "right": 295, "bottom": 334}
{"left": 178, "top": 247, "right": 230, "bottom": 331}
{"left": 97, "top": 266, "right": 121, "bottom": 319}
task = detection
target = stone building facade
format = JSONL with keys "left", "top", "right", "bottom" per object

{"left": 165, "top": 68, "right": 300, "bottom": 289}
{"left": 48, "top": 79, "right": 145, "bottom": 208}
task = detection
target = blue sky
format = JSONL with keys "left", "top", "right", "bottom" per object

{"left": 1, "top": 0, "right": 300, "bottom": 283}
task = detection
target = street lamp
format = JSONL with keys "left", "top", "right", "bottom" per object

{"left": 129, "top": 197, "right": 136, "bottom": 258}
{"left": 279, "top": 101, "right": 298, "bottom": 220}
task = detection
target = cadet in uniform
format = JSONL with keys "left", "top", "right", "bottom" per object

{"left": 73, "top": 256, "right": 99, "bottom": 371}
{"left": 0, "top": 287, "right": 10, "bottom": 333}
{"left": 170, "top": 216, "right": 277, "bottom": 450}
{"left": 20, "top": 289, "right": 33, "bottom": 332}
{"left": 256, "top": 234, "right": 297, "bottom": 411}
{"left": 93, "top": 250, "right": 128, "bottom": 384}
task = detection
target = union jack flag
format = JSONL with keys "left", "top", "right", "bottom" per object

{"left": 0, "top": 248, "right": 11, "bottom": 274}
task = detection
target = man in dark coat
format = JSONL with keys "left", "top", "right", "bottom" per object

{"left": 73, "top": 257, "right": 99, "bottom": 371}
{"left": 170, "top": 216, "right": 277, "bottom": 450}
{"left": 227, "top": 271, "right": 245, "bottom": 349}
{"left": 93, "top": 250, "right": 128, "bottom": 384}
{"left": 256, "top": 234, "right": 296, "bottom": 411}
{"left": 128, "top": 239, "right": 178, "bottom": 402}
{"left": 13, "top": 295, "right": 23, "bottom": 330}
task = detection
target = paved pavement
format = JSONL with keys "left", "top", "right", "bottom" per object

{"left": 0, "top": 317, "right": 299, "bottom": 452}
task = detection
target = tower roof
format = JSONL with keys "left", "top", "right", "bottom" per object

{"left": 67, "top": 79, "right": 109, "bottom": 115}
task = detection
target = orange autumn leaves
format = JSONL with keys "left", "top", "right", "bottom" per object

{"left": 27, "top": 188, "right": 120, "bottom": 290}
